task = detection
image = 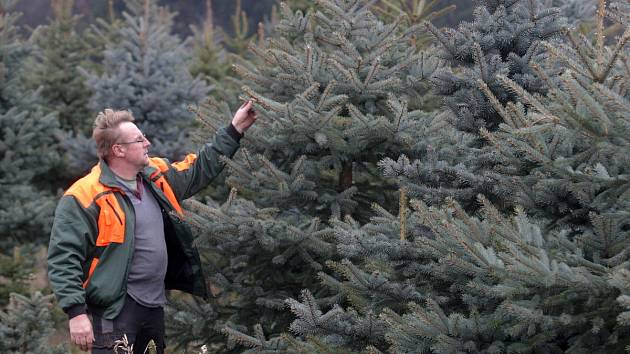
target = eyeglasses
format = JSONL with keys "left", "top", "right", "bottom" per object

{"left": 116, "top": 134, "right": 148, "bottom": 145}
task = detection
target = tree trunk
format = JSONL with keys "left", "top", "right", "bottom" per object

{"left": 338, "top": 161, "right": 353, "bottom": 191}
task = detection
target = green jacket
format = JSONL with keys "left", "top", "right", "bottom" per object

{"left": 47, "top": 126, "right": 240, "bottom": 320}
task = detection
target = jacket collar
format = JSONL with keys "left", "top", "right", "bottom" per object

{"left": 97, "top": 160, "right": 122, "bottom": 188}
{"left": 141, "top": 163, "right": 159, "bottom": 180}
{"left": 97, "top": 160, "right": 161, "bottom": 187}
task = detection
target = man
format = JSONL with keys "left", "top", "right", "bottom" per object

{"left": 47, "top": 101, "right": 257, "bottom": 353}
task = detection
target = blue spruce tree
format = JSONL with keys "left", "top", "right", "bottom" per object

{"left": 0, "top": 0, "right": 60, "bottom": 251}
{"left": 479, "top": 0, "right": 629, "bottom": 240}
{"left": 379, "top": 0, "right": 567, "bottom": 212}
{"left": 23, "top": 0, "right": 92, "bottom": 134}
{"left": 165, "top": 0, "right": 441, "bottom": 351}
{"left": 284, "top": 1, "right": 630, "bottom": 352}
{"left": 74, "top": 0, "right": 210, "bottom": 168}
{"left": 0, "top": 292, "right": 67, "bottom": 353}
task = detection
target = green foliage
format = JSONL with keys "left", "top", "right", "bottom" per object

{"left": 222, "top": 324, "right": 289, "bottom": 353}
{"left": 0, "top": 292, "right": 66, "bottom": 354}
{"left": 372, "top": 0, "right": 455, "bottom": 47}
{"left": 282, "top": 1, "right": 630, "bottom": 352}
{"left": 480, "top": 1, "right": 630, "bottom": 233}
{"left": 166, "top": 0, "right": 442, "bottom": 351}
{"left": 77, "top": 0, "right": 210, "bottom": 162}
{"left": 188, "top": 0, "right": 256, "bottom": 112}
{"left": 165, "top": 293, "right": 225, "bottom": 352}
{"left": 0, "top": 0, "right": 625, "bottom": 352}
{"left": 223, "top": 0, "right": 258, "bottom": 56}
{"left": 188, "top": 0, "right": 232, "bottom": 89}
{"left": 427, "top": 0, "right": 565, "bottom": 135}
{"left": 381, "top": 196, "right": 630, "bottom": 352}
{"left": 377, "top": 0, "right": 568, "bottom": 213}
{"left": 80, "top": 0, "right": 124, "bottom": 75}
{"left": 226, "top": 0, "right": 439, "bottom": 220}
{"left": 609, "top": 0, "right": 629, "bottom": 25}
{"left": 286, "top": 192, "right": 629, "bottom": 352}
{"left": 24, "top": 0, "right": 92, "bottom": 133}
{"left": 167, "top": 196, "right": 334, "bottom": 352}
{"left": 0, "top": 1, "right": 60, "bottom": 250}
{"left": 0, "top": 246, "right": 36, "bottom": 307}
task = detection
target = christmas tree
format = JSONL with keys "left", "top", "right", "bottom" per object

{"left": 0, "top": 0, "right": 60, "bottom": 251}
{"left": 70, "top": 0, "right": 210, "bottom": 170}
{"left": 283, "top": 0, "right": 630, "bottom": 352}
{"left": 0, "top": 292, "right": 66, "bottom": 353}
{"left": 480, "top": 0, "right": 630, "bottom": 236}
{"left": 380, "top": 0, "right": 567, "bottom": 212}
{"left": 23, "top": 0, "right": 92, "bottom": 134}
{"left": 166, "top": 0, "right": 440, "bottom": 351}
{"left": 189, "top": 0, "right": 232, "bottom": 91}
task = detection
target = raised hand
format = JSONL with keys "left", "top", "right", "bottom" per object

{"left": 231, "top": 100, "right": 258, "bottom": 134}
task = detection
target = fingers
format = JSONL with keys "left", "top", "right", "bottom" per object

{"left": 72, "top": 333, "right": 94, "bottom": 351}
{"left": 239, "top": 99, "right": 252, "bottom": 110}
{"left": 73, "top": 335, "right": 92, "bottom": 352}
{"left": 76, "top": 336, "right": 87, "bottom": 352}
{"left": 87, "top": 330, "right": 94, "bottom": 351}
{"left": 69, "top": 314, "right": 94, "bottom": 352}
{"left": 232, "top": 98, "right": 258, "bottom": 133}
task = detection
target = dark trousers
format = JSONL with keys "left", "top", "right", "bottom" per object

{"left": 90, "top": 295, "right": 165, "bottom": 354}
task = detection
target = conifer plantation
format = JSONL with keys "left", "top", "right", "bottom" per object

{"left": 0, "top": 0, "right": 629, "bottom": 353}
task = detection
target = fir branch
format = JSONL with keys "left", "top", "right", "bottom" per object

{"left": 476, "top": 79, "right": 511, "bottom": 126}
{"left": 599, "top": 26, "right": 630, "bottom": 83}
{"left": 561, "top": 71, "right": 612, "bottom": 135}
{"left": 247, "top": 42, "right": 275, "bottom": 66}
{"left": 328, "top": 57, "right": 362, "bottom": 89}
{"left": 363, "top": 57, "right": 381, "bottom": 88}
{"left": 241, "top": 85, "right": 285, "bottom": 112}
{"left": 424, "top": 21, "right": 457, "bottom": 60}
{"left": 290, "top": 155, "right": 307, "bottom": 178}
{"left": 305, "top": 44, "right": 313, "bottom": 73}
{"left": 222, "top": 155, "right": 257, "bottom": 181}
{"left": 321, "top": 104, "right": 343, "bottom": 128}
{"left": 496, "top": 74, "right": 561, "bottom": 125}
{"left": 591, "top": 81, "right": 630, "bottom": 114}
{"left": 346, "top": 103, "right": 370, "bottom": 127}
{"left": 365, "top": 76, "right": 402, "bottom": 93}
{"left": 373, "top": 15, "right": 402, "bottom": 50}
{"left": 300, "top": 82, "right": 321, "bottom": 102}
{"left": 241, "top": 148, "right": 255, "bottom": 171}
{"left": 596, "top": 0, "right": 606, "bottom": 73}
{"left": 259, "top": 155, "right": 285, "bottom": 183}
{"left": 231, "top": 63, "right": 271, "bottom": 87}
{"left": 546, "top": 39, "right": 595, "bottom": 80}
{"left": 222, "top": 326, "right": 261, "bottom": 349}
{"left": 530, "top": 63, "right": 564, "bottom": 104}
{"left": 317, "top": 80, "right": 336, "bottom": 112}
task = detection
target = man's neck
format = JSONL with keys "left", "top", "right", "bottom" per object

{"left": 108, "top": 159, "right": 142, "bottom": 180}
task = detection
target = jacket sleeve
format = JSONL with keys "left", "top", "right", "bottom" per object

{"left": 163, "top": 125, "right": 241, "bottom": 201}
{"left": 47, "top": 196, "right": 97, "bottom": 318}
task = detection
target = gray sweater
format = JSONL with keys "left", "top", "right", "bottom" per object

{"left": 116, "top": 176, "right": 167, "bottom": 307}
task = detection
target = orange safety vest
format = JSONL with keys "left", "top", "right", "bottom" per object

{"left": 64, "top": 158, "right": 190, "bottom": 288}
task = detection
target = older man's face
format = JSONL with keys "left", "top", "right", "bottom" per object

{"left": 114, "top": 122, "right": 151, "bottom": 167}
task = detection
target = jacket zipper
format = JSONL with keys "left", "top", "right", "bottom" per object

{"left": 105, "top": 198, "right": 123, "bottom": 225}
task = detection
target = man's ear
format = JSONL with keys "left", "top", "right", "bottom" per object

{"left": 112, "top": 145, "right": 124, "bottom": 158}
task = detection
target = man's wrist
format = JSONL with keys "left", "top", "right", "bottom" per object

{"left": 65, "top": 303, "right": 87, "bottom": 319}
{"left": 227, "top": 123, "right": 243, "bottom": 142}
